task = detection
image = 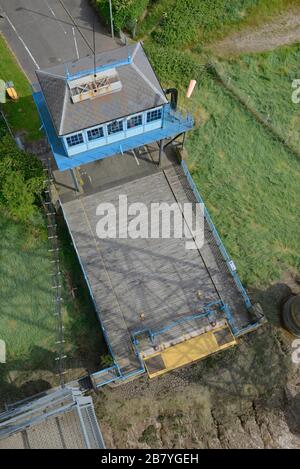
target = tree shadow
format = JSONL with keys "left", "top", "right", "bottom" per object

{"left": 0, "top": 346, "right": 57, "bottom": 410}
{"left": 56, "top": 212, "right": 111, "bottom": 374}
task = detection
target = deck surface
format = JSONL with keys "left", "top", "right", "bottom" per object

{"left": 54, "top": 148, "right": 252, "bottom": 373}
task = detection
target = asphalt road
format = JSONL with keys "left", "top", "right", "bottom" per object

{"left": 0, "top": 0, "right": 116, "bottom": 82}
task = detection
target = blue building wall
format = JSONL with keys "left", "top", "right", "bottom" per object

{"left": 62, "top": 107, "right": 163, "bottom": 156}
{"left": 33, "top": 90, "right": 194, "bottom": 171}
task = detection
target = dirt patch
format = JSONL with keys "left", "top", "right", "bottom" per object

{"left": 92, "top": 275, "right": 300, "bottom": 448}
{"left": 94, "top": 324, "right": 300, "bottom": 448}
{"left": 212, "top": 10, "right": 300, "bottom": 55}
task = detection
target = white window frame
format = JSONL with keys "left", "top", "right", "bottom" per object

{"left": 126, "top": 113, "right": 143, "bottom": 130}
{"left": 107, "top": 119, "right": 124, "bottom": 136}
{"left": 86, "top": 124, "right": 105, "bottom": 142}
{"left": 146, "top": 107, "right": 163, "bottom": 124}
{"left": 65, "top": 131, "right": 85, "bottom": 148}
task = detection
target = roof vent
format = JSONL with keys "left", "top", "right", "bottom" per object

{"left": 68, "top": 68, "right": 122, "bottom": 103}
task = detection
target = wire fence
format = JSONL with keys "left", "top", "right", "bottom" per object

{"left": 42, "top": 152, "right": 66, "bottom": 388}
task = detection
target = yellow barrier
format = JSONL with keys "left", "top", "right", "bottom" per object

{"left": 143, "top": 323, "right": 236, "bottom": 378}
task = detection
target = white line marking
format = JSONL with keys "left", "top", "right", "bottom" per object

{"left": 4, "top": 14, "right": 40, "bottom": 69}
{"left": 72, "top": 27, "right": 79, "bottom": 60}
{"left": 44, "top": 0, "right": 67, "bottom": 35}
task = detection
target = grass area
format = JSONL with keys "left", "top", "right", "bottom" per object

{"left": 185, "top": 77, "right": 300, "bottom": 286}
{"left": 0, "top": 209, "right": 58, "bottom": 403}
{"left": 0, "top": 34, "right": 42, "bottom": 141}
{"left": 214, "top": 44, "right": 300, "bottom": 153}
{"left": 0, "top": 207, "right": 111, "bottom": 407}
{"left": 138, "top": 0, "right": 300, "bottom": 287}
{"left": 138, "top": 0, "right": 299, "bottom": 47}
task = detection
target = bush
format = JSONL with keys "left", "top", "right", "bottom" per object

{"left": 2, "top": 171, "right": 36, "bottom": 221}
{"left": 94, "top": 0, "right": 150, "bottom": 32}
{"left": 144, "top": 42, "right": 204, "bottom": 86}
{"left": 138, "top": 425, "right": 158, "bottom": 445}
{"left": 150, "top": 0, "right": 261, "bottom": 47}
{"left": 0, "top": 134, "right": 44, "bottom": 221}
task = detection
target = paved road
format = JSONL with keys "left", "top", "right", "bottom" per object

{"left": 0, "top": 0, "right": 116, "bottom": 82}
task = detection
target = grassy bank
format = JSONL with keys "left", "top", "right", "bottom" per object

{"left": 185, "top": 77, "right": 300, "bottom": 286}
{"left": 0, "top": 207, "right": 111, "bottom": 407}
{"left": 138, "top": 0, "right": 299, "bottom": 46}
{"left": 214, "top": 44, "right": 300, "bottom": 154}
{"left": 0, "top": 34, "right": 41, "bottom": 141}
{"left": 0, "top": 117, "right": 110, "bottom": 406}
{"left": 137, "top": 0, "right": 300, "bottom": 287}
{"left": 0, "top": 210, "right": 58, "bottom": 403}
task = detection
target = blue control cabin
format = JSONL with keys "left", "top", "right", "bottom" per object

{"left": 33, "top": 42, "right": 194, "bottom": 171}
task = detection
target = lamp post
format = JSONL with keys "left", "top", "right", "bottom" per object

{"left": 109, "top": 0, "right": 114, "bottom": 40}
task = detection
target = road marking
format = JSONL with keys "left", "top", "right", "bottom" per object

{"left": 4, "top": 13, "right": 40, "bottom": 69}
{"left": 44, "top": 0, "right": 67, "bottom": 35}
{"left": 72, "top": 27, "right": 79, "bottom": 60}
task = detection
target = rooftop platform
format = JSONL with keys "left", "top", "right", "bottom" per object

{"left": 53, "top": 145, "right": 261, "bottom": 379}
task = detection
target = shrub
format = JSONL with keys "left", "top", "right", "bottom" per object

{"left": 94, "top": 0, "right": 150, "bottom": 32}
{"left": 144, "top": 42, "right": 204, "bottom": 86}
{"left": 2, "top": 171, "right": 36, "bottom": 221}
{"left": 138, "top": 425, "right": 158, "bottom": 445}
{"left": 0, "top": 134, "right": 44, "bottom": 221}
{"left": 150, "top": 0, "right": 261, "bottom": 47}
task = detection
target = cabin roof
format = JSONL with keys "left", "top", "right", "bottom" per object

{"left": 36, "top": 42, "right": 167, "bottom": 136}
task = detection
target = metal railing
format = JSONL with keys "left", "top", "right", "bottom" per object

{"left": 131, "top": 300, "right": 238, "bottom": 344}
{"left": 181, "top": 160, "right": 252, "bottom": 310}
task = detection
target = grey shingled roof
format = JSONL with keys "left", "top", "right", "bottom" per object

{"left": 36, "top": 43, "right": 168, "bottom": 136}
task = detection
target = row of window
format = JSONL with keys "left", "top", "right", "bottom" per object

{"left": 65, "top": 109, "right": 163, "bottom": 148}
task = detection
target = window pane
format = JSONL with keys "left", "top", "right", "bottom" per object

{"left": 146, "top": 108, "right": 162, "bottom": 123}
{"left": 107, "top": 120, "right": 123, "bottom": 135}
{"left": 127, "top": 114, "right": 142, "bottom": 129}
{"left": 87, "top": 127, "right": 104, "bottom": 141}
{"left": 66, "top": 133, "right": 84, "bottom": 147}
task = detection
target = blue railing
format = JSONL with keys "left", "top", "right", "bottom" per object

{"left": 181, "top": 160, "right": 252, "bottom": 310}
{"left": 164, "top": 104, "right": 194, "bottom": 129}
{"left": 131, "top": 300, "right": 238, "bottom": 345}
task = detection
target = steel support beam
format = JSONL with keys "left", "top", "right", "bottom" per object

{"left": 158, "top": 139, "right": 164, "bottom": 167}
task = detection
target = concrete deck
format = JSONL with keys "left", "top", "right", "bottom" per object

{"left": 53, "top": 147, "right": 254, "bottom": 375}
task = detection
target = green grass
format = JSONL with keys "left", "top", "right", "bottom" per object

{"left": 0, "top": 210, "right": 58, "bottom": 402}
{"left": 0, "top": 34, "right": 111, "bottom": 406}
{"left": 0, "top": 208, "right": 110, "bottom": 407}
{"left": 214, "top": 44, "right": 300, "bottom": 153}
{"left": 138, "top": 0, "right": 299, "bottom": 47}
{"left": 185, "top": 75, "right": 300, "bottom": 286}
{"left": 139, "top": 1, "right": 300, "bottom": 287}
{"left": 0, "top": 34, "right": 42, "bottom": 141}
